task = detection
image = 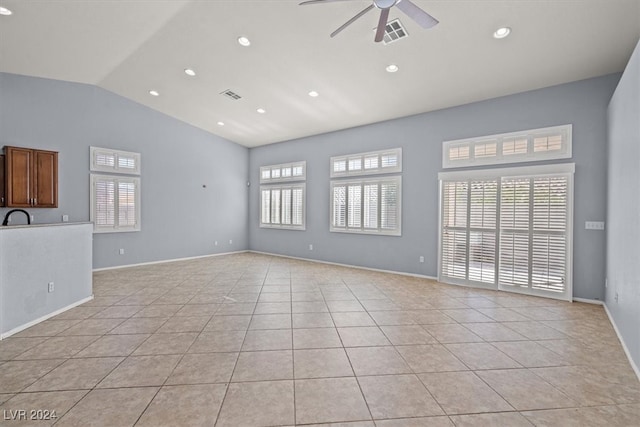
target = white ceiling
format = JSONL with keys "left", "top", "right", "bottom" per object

{"left": 1, "top": 0, "right": 639, "bottom": 147}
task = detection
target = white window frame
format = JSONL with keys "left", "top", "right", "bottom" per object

{"left": 90, "top": 174, "right": 141, "bottom": 233}
{"left": 331, "top": 148, "right": 402, "bottom": 178}
{"left": 442, "top": 125, "right": 572, "bottom": 169}
{"left": 330, "top": 176, "right": 402, "bottom": 236}
{"left": 260, "top": 183, "right": 306, "bottom": 230}
{"left": 438, "top": 163, "right": 574, "bottom": 301}
{"left": 90, "top": 146, "right": 141, "bottom": 175}
{"left": 260, "top": 161, "right": 306, "bottom": 184}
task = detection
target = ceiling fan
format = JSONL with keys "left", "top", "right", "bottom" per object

{"left": 299, "top": 0, "right": 439, "bottom": 43}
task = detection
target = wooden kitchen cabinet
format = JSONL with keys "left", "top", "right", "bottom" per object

{"left": 4, "top": 146, "right": 58, "bottom": 208}
{"left": 0, "top": 154, "right": 5, "bottom": 207}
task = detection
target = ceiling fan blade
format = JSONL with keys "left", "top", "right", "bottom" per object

{"left": 299, "top": 0, "right": 355, "bottom": 5}
{"left": 330, "top": 4, "right": 375, "bottom": 38}
{"left": 374, "top": 8, "right": 390, "bottom": 42}
{"left": 396, "top": 0, "right": 439, "bottom": 28}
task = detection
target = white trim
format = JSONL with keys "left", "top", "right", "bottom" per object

{"left": 92, "top": 250, "right": 249, "bottom": 272}
{"left": 250, "top": 250, "right": 437, "bottom": 281}
{"left": 438, "top": 162, "right": 575, "bottom": 180}
{"left": 572, "top": 297, "right": 603, "bottom": 305}
{"left": 1, "top": 295, "right": 94, "bottom": 340}
{"left": 442, "top": 124, "right": 572, "bottom": 169}
{"left": 604, "top": 303, "right": 640, "bottom": 381}
{"left": 331, "top": 148, "right": 402, "bottom": 178}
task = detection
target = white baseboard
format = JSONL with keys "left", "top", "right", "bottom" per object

{"left": 572, "top": 297, "right": 604, "bottom": 305}
{"left": 249, "top": 250, "right": 438, "bottom": 281}
{"left": 603, "top": 302, "right": 640, "bottom": 382}
{"left": 93, "top": 250, "right": 249, "bottom": 272}
{"left": 1, "top": 295, "right": 94, "bottom": 340}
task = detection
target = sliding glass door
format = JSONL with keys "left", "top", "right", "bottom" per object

{"left": 439, "top": 165, "right": 573, "bottom": 300}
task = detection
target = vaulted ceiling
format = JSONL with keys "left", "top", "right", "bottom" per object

{"left": 1, "top": 0, "right": 639, "bottom": 147}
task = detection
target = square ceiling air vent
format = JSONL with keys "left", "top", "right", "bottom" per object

{"left": 382, "top": 19, "right": 408, "bottom": 45}
{"left": 220, "top": 89, "right": 242, "bottom": 100}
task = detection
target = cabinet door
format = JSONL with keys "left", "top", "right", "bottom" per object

{"left": 34, "top": 150, "right": 58, "bottom": 208}
{"left": 5, "top": 146, "right": 32, "bottom": 207}
{"left": 0, "top": 154, "right": 5, "bottom": 207}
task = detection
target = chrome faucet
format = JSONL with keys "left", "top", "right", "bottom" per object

{"left": 2, "top": 209, "right": 31, "bottom": 226}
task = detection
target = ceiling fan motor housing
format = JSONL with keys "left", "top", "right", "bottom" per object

{"left": 374, "top": 0, "right": 402, "bottom": 9}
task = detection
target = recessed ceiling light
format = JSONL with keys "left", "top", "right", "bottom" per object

{"left": 493, "top": 27, "right": 511, "bottom": 39}
{"left": 184, "top": 68, "right": 196, "bottom": 76}
{"left": 217, "top": 121, "right": 225, "bottom": 126}
{"left": 308, "top": 91, "right": 319, "bottom": 97}
{"left": 386, "top": 64, "right": 399, "bottom": 73}
{"left": 149, "top": 90, "right": 160, "bottom": 97}
{"left": 257, "top": 108, "right": 266, "bottom": 114}
{"left": 238, "top": 36, "right": 251, "bottom": 47}
{"left": 0, "top": 7, "right": 12, "bottom": 15}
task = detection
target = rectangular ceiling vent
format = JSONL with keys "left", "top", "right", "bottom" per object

{"left": 220, "top": 89, "right": 242, "bottom": 100}
{"left": 382, "top": 19, "right": 408, "bottom": 45}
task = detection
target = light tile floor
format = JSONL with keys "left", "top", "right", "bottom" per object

{"left": 0, "top": 253, "right": 639, "bottom": 426}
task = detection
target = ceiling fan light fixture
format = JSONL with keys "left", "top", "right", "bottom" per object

{"left": 238, "top": 36, "right": 251, "bottom": 47}
{"left": 149, "top": 90, "right": 160, "bottom": 97}
{"left": 493, "top": 27, "right": 511, "bottom": 39}
{"left": 386, "top": 64, "right": 399, "bottom": 73}
{"left": 308, "top": 91, "right": 319, "bottom": 97}
{"left": 0, "top": 6, "right": 12, "bottom": 15}
{"left": 184, "top": 68, "right": 196, "bottom": 76}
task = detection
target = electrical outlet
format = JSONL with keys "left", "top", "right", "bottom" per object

{"left": 585, "top": 221, "right": 605, "bottom": 230}
{"left": 229, "top": 240, "right": 233, "bottom": 244}
{"left": 215, "top": 241, "right": 218, "bottom": 246}
{"left": 605, "top": 278, "right": 608, "bottom": 288}
{"left": 419, "top": 256, "right": 425, "bottom": 263}
{"left": 309, "top": 244, "right": 313, "bottom": 251}
{"left": 62, "top": 215, "right": 69, "bottom": 222}
{"left": 30, "top": 214, "right": 34, "bottom": 222}
{"left": 119, "top": 248, "right": 125, "bottom": 255}
{"left": 615, "top": 292, "right": 619, "bottom": 303}
{"left": 48, "top": 282, "right": 54, "bottom": 293}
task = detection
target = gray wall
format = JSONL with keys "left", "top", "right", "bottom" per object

{"left": 606, "top": 39, "right": 640, "bottom": 370}
{"left": 0, "top": 73, "right": 249, "bottom": 269}
{"left": 249, "top": 74, "right": 620, "bottom": 300}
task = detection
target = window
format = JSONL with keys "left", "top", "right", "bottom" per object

{"left": 260, "top": 184, "right": 305, "bottom": 230}
{"left": 90, "top": 147, "right": 141, "bottom": 175}
{"left": 90, "top": 175, "right": 141, "bottom": 233}
{"left": 260, "top": 161, "right": 306, "bottom": 183}
{"left": 330, "top": 176, "right": 402, "bottom": 235}
{"left": 331, "top": 148, "right": 402, "bottom": 177}
{"left": 442, "top": 125, "right": 572, "bottom": 168}
{"left": 260, "top": 161, "right": 306, "bottom": 230}
{"left": 90, "top": 147, "right": 141, "bottom": 233}
{"left": 438, "top": 163, "right": 574, "bottom": 301}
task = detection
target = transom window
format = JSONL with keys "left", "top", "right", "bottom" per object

{"left": 260, "top": 161, "right": 306, "bottom": 183}
{"left": 331, "top": 148, "right": 402, "bottom": 177}
{"left": 442, "top": 125, "right": 572, "bottom": 168}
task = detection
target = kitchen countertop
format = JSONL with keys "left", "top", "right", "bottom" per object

{"left": 0, "top": 222, "right": 92, "bottom": 230}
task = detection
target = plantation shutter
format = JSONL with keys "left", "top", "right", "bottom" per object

{"left": 468, "top": 180, "right": 498, "bottom": 284}
{"left": 497, "top": 175, "right": 569, "bottom": 296}
{"left": 117, "top": 180, "right": 138, "bottom": 228}
{"left": 95, "top": 178, "right": 116, "bottom": 227}
{"left": 441, "top": 180, "right": 469, "bottom": 281}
